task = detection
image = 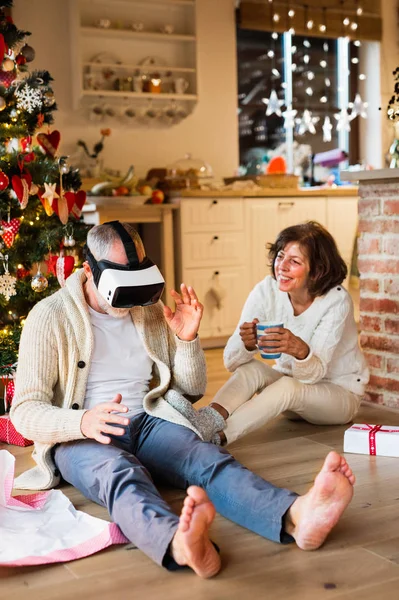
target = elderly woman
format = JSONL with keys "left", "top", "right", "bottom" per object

{"left": 192, "top": 220, "right": 369, "bottom": 446}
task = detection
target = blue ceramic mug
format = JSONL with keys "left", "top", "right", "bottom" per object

{"left": 256, "top": 321, "right": 284, "bottom": 359}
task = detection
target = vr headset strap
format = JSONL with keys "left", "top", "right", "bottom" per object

{"left": 105, "top": 221, "right": 140, "bottom": 266}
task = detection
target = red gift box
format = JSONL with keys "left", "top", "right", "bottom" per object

{"left": 0, "top": 414, "right": 33, "bottom": 447}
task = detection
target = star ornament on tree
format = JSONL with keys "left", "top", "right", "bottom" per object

{"left": 322, "top": 116, "right": 333, "bottom": 142}
{"left": 282, "top": 107, "right": 297, "bottom": 129}
{"left": 41, "top": 182, "right": 59, "bottom": 205}
{"left": 296, "top": 109, "right": 319, "bottom": 135}
{"left": 262, "top": 90, "right": 284, "bottom": 117}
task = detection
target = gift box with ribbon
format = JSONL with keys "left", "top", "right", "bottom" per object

{"left": 0, "top": 414, "right": 33, "bottom": 447}
{"left": 344, "top": 424, "right": 399, "bottom": 458}
{"left": 0, "top": 372, "right": 33, "bottom": 447}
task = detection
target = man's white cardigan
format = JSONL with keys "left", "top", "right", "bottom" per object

{"left": 11, "top": 269, "right": 206, "bottom": 491}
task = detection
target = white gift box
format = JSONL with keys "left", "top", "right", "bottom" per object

{"left": 344, "top": 424, "right": 399, "bottom": 458}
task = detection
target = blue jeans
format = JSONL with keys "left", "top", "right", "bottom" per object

{"left": 54, "top": 413, "right": 297, "bottom": 568}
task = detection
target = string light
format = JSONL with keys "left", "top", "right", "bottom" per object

{"left": 288, "top": 9, "right": 295, "bottom": 18}
{"left": 304, "top": 5, "right": 313, "bottom": 30}
{"left": 343, "top": 17, "right": 350, "bottom": 26}
{"left": 319, "top": 7, "right": 327, "bottom": 32}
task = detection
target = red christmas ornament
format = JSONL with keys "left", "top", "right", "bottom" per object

{"left": 37, "top": 130, "right": 61, "bottom": 157}
{"left": 15, "top": 54, "right": 27, "bottom": 66}
{"left": 65, "top": 190, "right": 87, "bottom": 219}
{"left": 46, "top": 254, "right": 58, "bottom": 277}
{"left": 20, "top": 136, "right": 32, "bottom": 152}
{"left": 0, "top": 170, "right": 9, "bottom": 191}
{"left": 12, "top": 174, "right": 31, "bottom": 209}
{"left": 56, "top": 255, "right": 75, "bottom": 287}
{"left": 1, "top": 218, "right": 21, "bottom": 247}
{"left": 0, "top": 34, "right": 5, "bottom": 62}
{"left": 16, "top": 266, "right": 30, "bottom": 279}
{"left": 0, "top": 70, "right": 15, "bottom": 88}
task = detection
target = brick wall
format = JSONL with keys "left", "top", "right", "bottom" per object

{"left": 358, "top": 181, "right": 399, "bottom": 408}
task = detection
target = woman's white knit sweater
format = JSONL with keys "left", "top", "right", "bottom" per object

{"left": 224, "top": 276, "right": 369, "bottom": 395}
{"left": 10, "top": 269, "right": 207, "bottom": 491}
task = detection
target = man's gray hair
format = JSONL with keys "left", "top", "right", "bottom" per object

{"left": 87, "top": 222, "right": 145, "bottom": 261}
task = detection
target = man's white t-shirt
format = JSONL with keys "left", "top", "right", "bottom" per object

{"left": 84, "top": 306, "right": 154, "bottom": 416}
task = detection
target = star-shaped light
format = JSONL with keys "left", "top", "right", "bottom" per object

{"left": 282, "top": 107, "right": 297, "bottom": 129}
{"left": 334, "top": 108, "right": 352, "bottom": 132}
{"left": 322, "top": 116, "right": 333, "bottom": 142}
{"left": 41, "top": 182, "right": 59, "bottom": 206}
{"left": 262, "top": 90, "right": 284, "bottom": 117}
{"left": 350, "top": 93, "right": 368, "bottom": 119}
{"left": 296, "top": 109, "right": 319, "bottom": 135}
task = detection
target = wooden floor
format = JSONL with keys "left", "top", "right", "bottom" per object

{"left": 2, "top": 348, "right": 399, "bottom": 599}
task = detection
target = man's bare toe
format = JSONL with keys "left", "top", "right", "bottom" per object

{"left": 171, "top": 486, "right": 221, "bottom": 578}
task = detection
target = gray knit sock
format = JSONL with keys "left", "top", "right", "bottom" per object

{"left": 195, "top": 406, "right": 226, "bottom": 443}
{"left": 164, "top": 389, "right": 198, "bottom": 422}
{"left": 165, "top": 390, "right": 226, "bottom": 443}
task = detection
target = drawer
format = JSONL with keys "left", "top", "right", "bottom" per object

{"left": 181, "top": 266, "right": 249, "bottom": 338}
{"left": 182, "top": 231, "right": 245, "bottom": 268}
{"left": 181, "top": 198, "right": 244, "bottom": 232}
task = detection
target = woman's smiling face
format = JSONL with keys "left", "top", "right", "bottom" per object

{"left": 274, "top": 242, "right": 311, "bottom": 294}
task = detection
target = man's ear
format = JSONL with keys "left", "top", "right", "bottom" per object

{"left": 82, "top": 260, "right": 92, "bottom": 279}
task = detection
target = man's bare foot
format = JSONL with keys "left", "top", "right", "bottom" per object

{"left": 170, "top": 486, "right": 221, "bottom": 578}
{"left": 286, "top": 451, "right": 355, "bottom": 551}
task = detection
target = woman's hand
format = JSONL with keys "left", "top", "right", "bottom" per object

{"left": 239, "top": 319, "right": 259, "bottom": 351}
{"left": 258, "top": 327, "right": 310, "bottom": 360}
{"left": 163, "top": 283, "right": 203, "bottom": 342}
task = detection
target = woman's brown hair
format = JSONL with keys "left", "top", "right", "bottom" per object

{"left": 267, "top": 221, "right": 348, "bottom": 298}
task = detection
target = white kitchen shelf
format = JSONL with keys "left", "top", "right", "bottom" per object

{"left": 83, "top": 62, "right": 196, "bottom": 73}
{"left": 86, "top": 0, "right": 195, "bottom": 7}
{"left": 69, "top": 0, "right": 198, "bottom": 122}
{"left": 82, "top": 90, "right": 198, "bottom": 101}
{"left": 81, "top": 27, "right": 196, "bottom": 42}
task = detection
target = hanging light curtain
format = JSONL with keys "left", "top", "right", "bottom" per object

{"left": 238, "top": 1, "right": 382, "bottom": 41}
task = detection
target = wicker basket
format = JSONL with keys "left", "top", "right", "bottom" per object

{"left": 256, "top": 174, "right": 299, "bottom": 189}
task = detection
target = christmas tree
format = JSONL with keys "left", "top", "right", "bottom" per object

{"left": 0, "top": 0, "right": 89, "bottom": 380}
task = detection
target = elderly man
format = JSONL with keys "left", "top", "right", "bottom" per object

{"left": 11, "top": 221, "right": 355, "bottom": 578}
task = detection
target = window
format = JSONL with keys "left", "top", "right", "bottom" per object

{"left": 237, "top": 28, "right": 362, "bottom": 184}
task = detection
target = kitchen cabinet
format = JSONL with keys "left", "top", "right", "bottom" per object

{"left": 175, "top": 193, "right": 358, "bottom": 346}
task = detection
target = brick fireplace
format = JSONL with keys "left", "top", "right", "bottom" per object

{"left": 344, "top": 170, "right": 399, "bottom": 408}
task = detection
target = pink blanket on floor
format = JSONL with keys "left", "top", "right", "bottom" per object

{"left": 0, "top": 450, "right": 128, "bottom": 566}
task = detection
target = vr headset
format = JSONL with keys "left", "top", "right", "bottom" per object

{"left": 84, "top": 221, "right": 165, "bottom": 308}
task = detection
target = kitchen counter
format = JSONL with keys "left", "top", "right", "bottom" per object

{"left": 180, "top": 186, "right": 358, "bottom": 198}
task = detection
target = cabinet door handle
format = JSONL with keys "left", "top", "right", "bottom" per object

{"left": 213, "top": 235, "right": 219, "bottom": 240}
{"left": 278, "top": 201, "right": 295, "bottom": 207}
{"left": 214, "top": 270, "right": 219, "bottom": 275}
{"left": 212, "top": 199, "right": 218, "bottom": 205}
